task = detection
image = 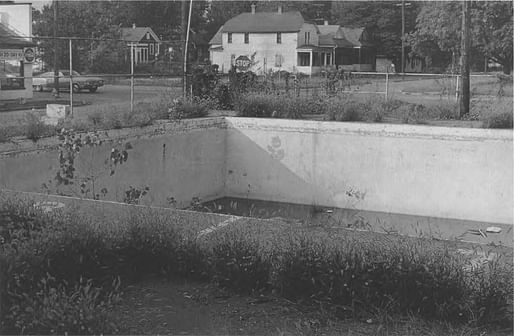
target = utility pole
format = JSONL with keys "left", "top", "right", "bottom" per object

{"left": 459, "top": 0, "right": 470, "bottom": 117}
{"left": 181, "top": 0, "right": 187, "bottom": 98}
{"left": 401, "top": 0, "right": 405, "bottom": 75}
{"left": 53, "top": 0, "right": 59, "bottom": 98}
{"left": 394, "top": 1, "right": 411, "bottom": 75}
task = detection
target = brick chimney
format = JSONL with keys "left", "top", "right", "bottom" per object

{"left": 251, "top": 4, "right": 256, "bottom": 14}
{"left": 278, "top": 5, "right": 282, "bottom": 14}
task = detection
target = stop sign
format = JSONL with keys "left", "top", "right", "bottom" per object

{"left": 235, "top": 55, "right": 251, "bottom": 71}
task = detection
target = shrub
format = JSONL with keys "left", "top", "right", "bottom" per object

{"left": 24, "top": 112, "right": 57, "bottom": 142}
{"left": 235, "top": 93, "right": 305, "bottom": 119}
{"left": 169, "top": 98, "right": 209, "bottom": 120}
{"left": 474, "top": 99, "right": 514, "bottom": 129}
{"left": 482, "top": 112, "right": 513, "bottom": 129}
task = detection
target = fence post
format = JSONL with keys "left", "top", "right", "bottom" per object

{"left": 385, "top": 71, "right": 389, "bottom": 100}
{"left": 69, "top": 39, "right": 73, "bottom": 118}
{"left": 455, "top": 74, "right": 459, "bottom": 102}
{"left": 130, "top": 43, "right": 134, "bottom": 114}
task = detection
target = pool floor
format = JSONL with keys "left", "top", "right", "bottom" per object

{"left": 201, "top": 197, "right": 513, "bottom": 247}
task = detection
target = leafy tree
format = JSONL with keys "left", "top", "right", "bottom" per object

{"left": 33, "top": 1, "right": 127, "bottom": 73}
{"left": 331, "top": 1, "right": 421, "bottom": 63}
{"left": 409, "top": 1, "right": 513, "bottom": 74}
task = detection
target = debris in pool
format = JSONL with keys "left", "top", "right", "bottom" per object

{"left": 486, "top": 226, "right": 502, "bottom": 233}
{"left": 326, "top": 209, "right": 333, "bottom": 213}
{"left": 467, "top": 229, "right": 487, "bottom": 238}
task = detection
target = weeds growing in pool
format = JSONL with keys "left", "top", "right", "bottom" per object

{"left": 0, "top": 196, "right": 512, "bottom": 334}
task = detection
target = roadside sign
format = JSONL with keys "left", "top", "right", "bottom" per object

{"left": 235, "top": 55, "right": 251, "bottom": 71}
{"left": 0, "top": 49, "right": 24, "bottom": 61}
{"left": 24, "top": 48, "right": 35, "bottom": 63}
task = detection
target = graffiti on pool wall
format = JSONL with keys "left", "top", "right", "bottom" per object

{"left": 267, "top": 136, "right": 285, "bottom": 161}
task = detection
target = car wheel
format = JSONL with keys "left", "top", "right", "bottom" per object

{"left": 72, "top": 84, "right": 81, "bottom": 93}
{"left": 89, "top": 87, "right": 98, "bottom": 93}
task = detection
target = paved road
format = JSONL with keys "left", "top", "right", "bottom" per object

{"left": 1, "top": 84, "right": 181, "bottom": 128}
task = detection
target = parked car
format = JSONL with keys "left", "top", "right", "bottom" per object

{"left": 33, "top": 70, "right": 104, "bottom": 93}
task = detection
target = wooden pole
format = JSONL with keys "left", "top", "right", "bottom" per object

{"left": 130, "top": 43, "right": 134, "bottom": 113}
{"left": 69, "top": 39, "right": 73, "bottom": 118}
{"left": 401, "top": 0, "right": 405, "bottom": 76}
{"left": 53, "top": 0, "right": 59, "bottom": 98}
{"left": 459, "top": 0, "right": 470, "bottom": 117}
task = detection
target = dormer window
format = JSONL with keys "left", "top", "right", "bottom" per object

{"left": 277, "top": 32, "right": 281, "bottom": 44}
{"left": 228, "top": 33, "right": 232, "bottom": 43}
{"left": 244, "top": 33, "right": 249, "bottom": 44}
{"left": 146, "top": 32, "right": 150, "bottom": 40}
{"left": 304, "top": 31, "right": 310, "bottom": 44}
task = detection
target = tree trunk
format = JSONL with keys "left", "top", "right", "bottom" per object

{"left": 459, "top": 0, "right": 470, "bottom": 117}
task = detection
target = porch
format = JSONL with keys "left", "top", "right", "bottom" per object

{"left": 296, "top": 45, "right": 334, "bottom": 75}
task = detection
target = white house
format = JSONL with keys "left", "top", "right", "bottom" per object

{"left": 209, "top": 5, "right": 376, "bottom": 75}
{"left": 0, "top": 2, "right": 34, "bottom": 100}
{"left": 120, "top": 24, "right": 161, "bottom": 65}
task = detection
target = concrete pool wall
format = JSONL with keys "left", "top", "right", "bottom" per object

{"left": 225, "top": 118, "right": 513, "bottom": 225}
{"left": 0, "top": 118, "right": 227, "bottom": 208}
{"left": 0, "top": 117, "right": 512, "bottom": 225}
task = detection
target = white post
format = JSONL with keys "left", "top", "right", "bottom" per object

{"left": 309, "top": 50, "right": 313, "bottom": 78}
{"left": 455, "top": 74, "right": 459, "bottom": 102}
{"left": 69, "top": 39, "right": 73, "bottom": 118}
{"left": 385, "top": 69, "right": 389, "bottom": 100}
{"left": 130, "top": 43, "right": 134, "bottom": 113}
{"left": 183, "top": 0, "right": 193, "bottom": 100}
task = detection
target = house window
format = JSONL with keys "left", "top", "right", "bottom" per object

{"left": 277, "top": 32, "right": 281, "bottom": 44}
{"left": 298, "top": 52, "right": 310, "bottom": 66}
{"left": 275, "top": 54, "right": 283, "bottom": 67}
{"left": 149, "top": 43, "right": 154, "bottom": 55}
{"left": 326, "top": 53, "right": 331, "bottom": 65}
{"left": 146, "top": 32, "right": 150, "bottom": 40}
{"left": 244, "top": 33, "right": 249, "bottom": 44}
{"left": 304, "top": 32, "right": 310, "bottom": 45}
{"left": 228, "top": 33, "right": 232, "bottom": 44}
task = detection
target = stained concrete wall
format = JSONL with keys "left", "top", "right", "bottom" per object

{"left": 225, "top": 118, "right": 513, "bottom": 225}
{"left": 0, "top": 118, "right": 226, "bottom": 208}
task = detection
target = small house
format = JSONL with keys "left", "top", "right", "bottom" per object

{"left": 120, "top": 24, "right": 162, "bottom": 65}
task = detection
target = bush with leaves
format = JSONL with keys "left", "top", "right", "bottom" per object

{"left": 24, "top": 112, "right": 58, "bottom": 142}
{"left": 168, "top": 98, "right": 209, "bottom": 120}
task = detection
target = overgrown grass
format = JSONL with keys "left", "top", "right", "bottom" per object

{"left": 234, "top": 93, "right": 471, "bottom": 125}
{"left": 472, "top": 99, "right": 514, "bottom": 129}
{"left": 0, "top": 197, "right": 512, "bottom": 334}
{"left": 24, "top": 112, "right": 59, "bottom": 142}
